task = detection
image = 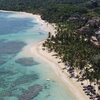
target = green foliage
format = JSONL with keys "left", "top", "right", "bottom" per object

{"left": 41, "top": 4, "right": 88, "bottom": 23}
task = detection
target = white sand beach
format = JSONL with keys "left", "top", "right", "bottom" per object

{"left": 33, "top": 15, "right": 56, "bottom": 35}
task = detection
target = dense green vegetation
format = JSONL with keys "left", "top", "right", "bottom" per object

{"left": 0, "top": 0, "right": 100, "bottom": 98}
{"left": 42, "top": 0, "right": 100, "bottom": 97}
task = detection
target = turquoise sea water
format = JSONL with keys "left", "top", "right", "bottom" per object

{"left": 0, "top": 11, "right": 75, "bottom": 100}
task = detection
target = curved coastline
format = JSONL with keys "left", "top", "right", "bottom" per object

{"left": 0, "top": 10, "right": 89, "bottom": 100}
{"left": 26, "top": 13, "right": 89, "bottom": 100}
{"left": 31, "top": 41, "right": 89, "bottom": 100}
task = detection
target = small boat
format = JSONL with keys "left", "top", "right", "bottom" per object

{"left": 46, "top": 78, "right": 50, "bottom": 81}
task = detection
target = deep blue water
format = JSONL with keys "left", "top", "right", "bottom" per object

{"left": 0, "top": 13, "right": 34, "bottom": 35}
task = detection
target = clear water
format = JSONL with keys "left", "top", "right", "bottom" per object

{"left": 0, "top": 11, "right": 75, "bottom": 100}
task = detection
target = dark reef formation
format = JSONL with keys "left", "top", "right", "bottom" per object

{"left": 15, "top": 57, "right": 39, "bottom": 66}
{"left": 11, "top": 74, "right": 39, "bottom": 87}
{"left": 19, "top": 84, "right": 43, "bottom": 100}
{"left": 0, "top": 41, "right": 26, "bottom": 66}
{"left": 0, "top": 41, "right": 26, "bottom": 54}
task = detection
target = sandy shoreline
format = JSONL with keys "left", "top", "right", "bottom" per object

{"left": 28, "top": 14, "right": 89, "bottom": 100}
{"left": 31, "top": 41, "right": 89, "bottom": 100}
{"left": 0, "top": 10, "right": 89, "bottom": 100}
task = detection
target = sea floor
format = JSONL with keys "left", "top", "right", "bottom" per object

{"left": 0, "top": 11, "right": 75, "bottom": 100}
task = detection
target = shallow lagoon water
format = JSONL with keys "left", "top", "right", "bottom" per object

{"left": 0, "top": 11, "right": 75, "bottom": 100}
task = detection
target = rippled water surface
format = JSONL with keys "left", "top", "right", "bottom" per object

{"left": 0, "top": 11, "right": 75, "bottom": 100}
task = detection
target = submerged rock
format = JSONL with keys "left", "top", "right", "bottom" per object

{"left": 0, "top": 41, "right": 26, "bottom": 54}
{"left": 0, "top": 68, "right": 15, "bottom": 76}
{"left": 15, "top": 57, "right": 39, "bottom": 66}
{"left": 19, "top": 84, "right": 42, "bottom": 100}
{"left": 11, "top": 74, "right": 39, "bottom": 87}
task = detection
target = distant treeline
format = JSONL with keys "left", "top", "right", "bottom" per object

{"left": 0, "top": 0, "right": 99, "bottom": 23}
